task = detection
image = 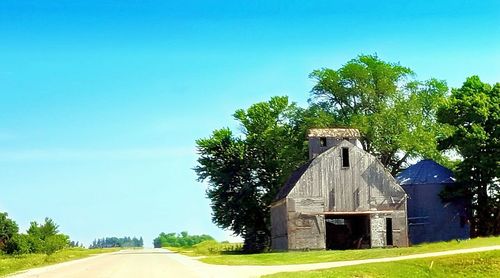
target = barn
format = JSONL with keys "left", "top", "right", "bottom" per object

{"left": 397, "top": 160, "right": 470, "bottom": 244}
{"left": 271, "top": 128, "right": 409, "bottom": 250}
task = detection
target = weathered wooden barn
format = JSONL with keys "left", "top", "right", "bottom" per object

{"left": 271, "top": 128, "right": 408, "bottom": 250}
{"left": 397, "top": 160, "right": 470, "bottom": 244}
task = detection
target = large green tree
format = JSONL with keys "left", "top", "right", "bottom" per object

{"left": 309, "top": 55, "right": 451, "bottom": 174}
{"left": 195, "top": 96, "right": 309, "bottom": 252}
{"left": 437, "top": 76, "right": 500, "bottom": 236}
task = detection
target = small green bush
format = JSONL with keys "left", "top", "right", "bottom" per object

{"left": 191, "top": 240, "right": 243, "bottom": 255}
{"left": 43, "top": 234, "right": 69, "bottom": 255}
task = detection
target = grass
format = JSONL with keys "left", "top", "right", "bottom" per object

{"left": 264, "top": 250, "right": 500, "bottom": 278}
{"left": 199, "top": 236, "right": 500, "bottom": 265}
{"left": 165, "top": 240, "right": 243, "bottom": 256}
{"left": 0, "top": 248, "right": 119, "bottom": 277}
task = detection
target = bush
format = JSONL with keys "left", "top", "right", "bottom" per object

{"left": 4, "top": 234, "right": 31, "bottom": 254}
{"left": 43, "top": 234, "right": 69, "bottom": 255}
{"left": 191, "top": 240, "right": 243, "bottom": 255}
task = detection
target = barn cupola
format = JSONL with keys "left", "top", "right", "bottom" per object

{"left": 308, "top": 128, "right": 361, "bottom": 159}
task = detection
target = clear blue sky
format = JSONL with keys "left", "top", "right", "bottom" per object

{"left": 1, "top": 1, "right": 499, "bottom": 247}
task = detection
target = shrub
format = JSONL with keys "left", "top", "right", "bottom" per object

{"left": 43, "top": 234, "right": 69, "bottom": 255}
{"left": 192, "top": 240, "right": 243, "bottom": 255}
{"left": 4, "top": 234, "right": 31, "bottom": 254}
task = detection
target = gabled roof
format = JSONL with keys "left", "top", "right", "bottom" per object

{"left": 274, "top": 160, "right": 313, "bottom": 202}
{"left": 396, "top": 159, "right": 455, "bottom": 185}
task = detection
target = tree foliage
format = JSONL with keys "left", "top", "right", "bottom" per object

{"left": 0, "top": 215, "right": 70, "bottom": 255}
{"left": 152, "top": 231, "right": 213, "bottom": 248}
{"left": 4, "top": 234, "right": 31, "bottom": 255}
{"left": 0, "top": 212, "right": 19, "bottom": 250}
{"left": 27, "top": 217, "right": 60, "bottom": 241}
{"left": 309, "top": 54, "right": 451, "bottom": 174}
{"left": 437, "top": 76, "right": 500, "bottom": 236}
{"left": 195, "top": 96, "right": 309, "bottom": 252}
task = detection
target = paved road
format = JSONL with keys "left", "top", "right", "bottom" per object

{"left": 8, "top": 245, "right": 500, "bottom": 278}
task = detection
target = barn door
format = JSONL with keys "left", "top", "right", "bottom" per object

{"left": 386, "top": 218, "right": 393, "bottom": 246}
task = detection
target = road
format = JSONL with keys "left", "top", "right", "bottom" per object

{"left": 8, "top": 245, "right": 500, "bottom": 278}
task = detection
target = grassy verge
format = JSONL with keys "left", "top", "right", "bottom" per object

{"left": 0, "top": 248, "right": 119, "bottom": 277}
{"left": 200, "top": 236, "right": 500, "bottom": 265}
{"left": 264, "top": 250, "right": 500, "bottom": 277}
{"left": 164, "top": 240, "right": 243, "bottom": 257}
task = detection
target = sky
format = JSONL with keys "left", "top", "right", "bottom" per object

{"left": 0, "top": 1, "right": 499, "bottom": 247}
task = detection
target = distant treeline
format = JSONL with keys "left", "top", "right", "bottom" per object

{"left": 153, "top": 231, "right": 213, "bottom": 248}
{"left": 89, "top": 236, "right": 143, "bottom": 249}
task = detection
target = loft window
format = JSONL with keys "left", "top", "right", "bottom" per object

{"left": 341, "top": 147, "right": 350, "bottom": 167}
{"left": 320, "top": 137, "right": 327, "bottom": 147}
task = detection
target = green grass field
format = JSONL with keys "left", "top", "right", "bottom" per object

{"left": 264, "top": 250, "right": 500, "bottom": 278}
{"left": 0, "top": 248, "right": 119, "bottom": 277}
{"left": 199, "top": 236, "right": 500, "bottom": 265}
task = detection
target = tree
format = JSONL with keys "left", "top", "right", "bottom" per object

{"left": 195, "top": 96, "right": 309, "bottom": 252}
{"left": 309, "top": 54, "right": 451, "bottom": 174}
{"left": 437, "top": 76, "right": 500, "bottom": 236}
{"left": 26, "top": 217, "right": 69, "bottom": 254}
{"left": 0, "top": 212, "right": 19, "bottom": 251}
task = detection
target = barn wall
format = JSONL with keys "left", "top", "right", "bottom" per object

{"left": 270, "top": 200, "right": 288, "bottom": 250}
{"left": 370, "top": 214, "right": 386, "bottom": 247}
{"left": 290, "top": 141, "right": 406, "bottom": 213}
{"left": 392, "top": 210, "right": 409, "bottom": 247}
{"left": 370, "top": 211, "right": 408, "bottom": 248}
{"left": 286, "top": 197, "right": 326, "bottom": 250}
{"left": 287, "top": 210, "right": 325, "bottom": 250}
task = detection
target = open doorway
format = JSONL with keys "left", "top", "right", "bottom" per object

{"left": 325, "top": 214, "right": 371, "bottom": 250}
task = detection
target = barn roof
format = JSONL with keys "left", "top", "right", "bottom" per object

{"left": 308, "top": 128, "right": 360, "bottom": 138}
{"left": 274, "top": 160, "right": 313, "bottom": 202}
{"left": 396, "top": 159, "right": 455, "bottom": 185}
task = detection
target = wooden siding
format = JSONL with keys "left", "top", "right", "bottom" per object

{"left": 287, "top": 212, "right": 325, "bottom": 250}
{"left": 270, "top": 200, "right": 288, "bottom": 250}
{"left": 292, "top": 140, "right": 406, "bottom": 213}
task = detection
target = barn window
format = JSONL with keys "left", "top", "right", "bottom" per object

{"left": 341, "top": 147, "right": 350, "bottom": 167}
{"left": 320, "top": 137, "right": 327, "bottom": 147}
